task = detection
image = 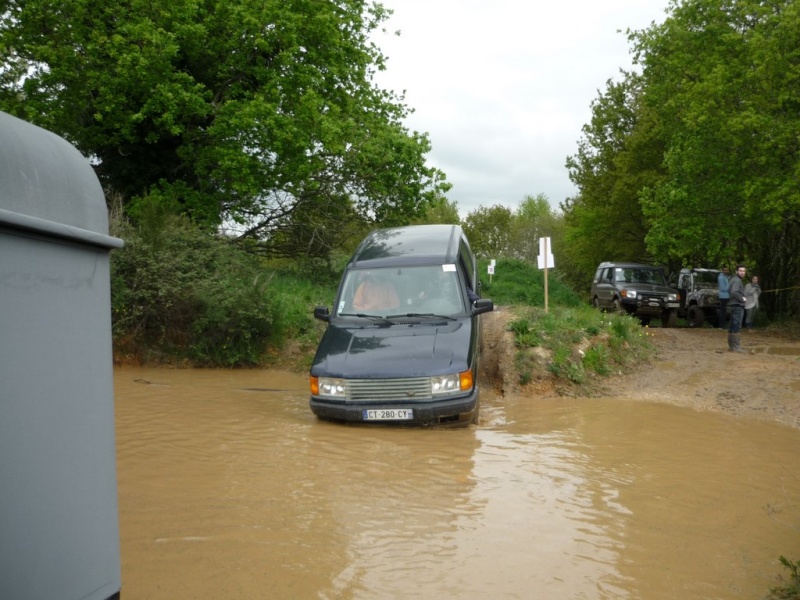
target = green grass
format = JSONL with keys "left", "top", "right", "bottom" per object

{"left": 476, "top": 258, "right": 654, "bottom": 386}
{"left": 507, "top": 304, "right": 654, "bottom": 388}
{"left": 767, "top": 556, "right": 800, "bottom": 600}
{"left": 479, "top": 257, "right": 583, "bottom": 307}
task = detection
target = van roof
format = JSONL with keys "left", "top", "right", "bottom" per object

{"left": 348, "top": 224, "right": 465, "bottom": 268}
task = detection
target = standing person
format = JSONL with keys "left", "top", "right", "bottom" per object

{"left": 727, "top": 264, "right": 747, "bottom": 352}
{"left": 717, "top": 266, "right": 730, "bottom": 329}
{"left": 743, "top": 275, "right": 762, "bottom": 330}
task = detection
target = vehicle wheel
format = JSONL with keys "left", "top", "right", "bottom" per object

{"left": 662, "top": 308, "right": 678, "bottom": 328}
{"left": 471, "top": 401, "right": 480, "bottom": 425}
{"left": 612, "top": 298, "right": 624, "bottom": 315}
{"left": 687, "top": 305, "right": 704, "bottom": 328}
{"left": 593, "top": 296, "right": 603, "bottom": 311}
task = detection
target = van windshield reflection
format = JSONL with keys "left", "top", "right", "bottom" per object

{"left": 336, "top": 265, "right": 466, "bottom": 318}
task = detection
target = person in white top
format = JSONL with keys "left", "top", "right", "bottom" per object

{"left": 743, "top": 275, "right": 762, "bottom": 330}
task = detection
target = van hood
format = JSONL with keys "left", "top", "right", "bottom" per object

{"left": 310, "top": 320, "right": 473, "bottom": 379}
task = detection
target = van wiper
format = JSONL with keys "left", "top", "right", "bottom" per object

{"left": 387, "top": 312, "right": 456, "bottom": 321}
{"left": 338, "top": 312, "right": 391, "bottom": 322}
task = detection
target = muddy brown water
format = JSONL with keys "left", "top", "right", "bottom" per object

{"left": 115, "top": 367, "right": 800, "bottom": 599}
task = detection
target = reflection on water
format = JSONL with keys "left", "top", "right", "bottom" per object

{"left": 115, "top": 367, "right": 800, "bottom": 599}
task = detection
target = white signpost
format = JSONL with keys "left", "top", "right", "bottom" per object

{"left": 537, "top": 237, "right": 555, "bottom": 313}
{"left": 488, "top": 258, "right": 496, "bottom": 282}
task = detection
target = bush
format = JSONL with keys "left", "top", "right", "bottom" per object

{"left": 767, "top": 556, "right": 800, "bottom": 600}
{"left": 507, "top": 305, "right": 653, "bottom": 387}
{"left": 111, "top": 215, "right": 282, "bottom": 366}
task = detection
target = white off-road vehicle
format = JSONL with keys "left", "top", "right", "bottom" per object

{"left": 674, "top": 267, "right": 722, "bottom": 328}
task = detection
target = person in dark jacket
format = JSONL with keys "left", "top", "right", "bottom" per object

{"left": 717, "top": 266, "right": 730, "bottom": 329}
{"left": 727, "top": 264, "right": 747, "bottom": 352}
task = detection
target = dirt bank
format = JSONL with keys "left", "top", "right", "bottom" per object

{"left": 481, "top": 309, "right": 800, "bottom": 430}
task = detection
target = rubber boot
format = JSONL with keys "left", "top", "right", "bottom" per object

{"left": 731, "top": 333, "right": 746, "bottom": 353}
{"left": 727, "top": 333, "right": 735, "bottom": 351}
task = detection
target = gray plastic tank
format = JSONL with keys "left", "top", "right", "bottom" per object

{"left": 1, "top": 111, "right": 123, "bottom": 600}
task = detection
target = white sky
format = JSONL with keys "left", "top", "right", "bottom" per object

{"left": 371, "top": 0, "right": 670, "bottom": 217}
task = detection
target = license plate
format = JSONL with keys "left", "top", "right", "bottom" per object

{"left": 362, "top": 408, "right": 414, "bottom": 421}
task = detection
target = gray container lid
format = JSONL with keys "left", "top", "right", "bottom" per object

{"left": 0, "top": 111, "right": 123, "bottom": 249}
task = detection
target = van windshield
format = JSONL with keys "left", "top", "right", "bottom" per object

{"left": 336, "top": 265, "right": 466, "bottom": 318}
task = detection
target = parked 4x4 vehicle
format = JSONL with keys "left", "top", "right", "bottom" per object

{"left": 674, "top": 267, "right": 722, "bottom": 328}
{"left": 591, "top": 262, "right": 680, "bottom": 327}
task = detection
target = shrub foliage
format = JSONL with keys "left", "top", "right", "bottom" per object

{"left": 111, "top": 215, "right": 278, "bottom": 366}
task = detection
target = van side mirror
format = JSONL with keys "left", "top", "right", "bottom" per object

{"left": 313, "top": 306, "right": 330, "bottom": 322}
{"left": 472, "top": 298, "right": 493, "bottom": 315}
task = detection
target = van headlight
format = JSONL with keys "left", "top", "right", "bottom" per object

{"left": 312, "top": 377, "right": 346, "bottom": 399}
{"left": 621, "top": 289, "right": 637, "bottom": 299}
{"left": 432, "top": 370, "right": 473, "bottom": 395}
{"left": 668, "top": 293, "right": 679, "bottom": 302}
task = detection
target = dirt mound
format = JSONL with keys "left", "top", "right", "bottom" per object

{"left": 479, "top": 308, "right": 559, "bottom": 397}
{"left": 478, "top": 307, "right": 516, "bottom": 393}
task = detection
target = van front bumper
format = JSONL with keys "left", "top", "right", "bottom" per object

{"left": 309, "top": 389, "right": 479, "bottom": 427}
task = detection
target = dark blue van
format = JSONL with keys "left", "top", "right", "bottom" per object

{"left": 309, "top": 225, "right": 494, "bottom": 427}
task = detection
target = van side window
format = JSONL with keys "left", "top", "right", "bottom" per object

{"left": 458, "top": 240, "right": 476, "bottom": 290}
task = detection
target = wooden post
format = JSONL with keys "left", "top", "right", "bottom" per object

{"left": 544, "top": 237, "right": 549, "bottom": 314}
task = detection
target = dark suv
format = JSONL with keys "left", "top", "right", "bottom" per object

{"left": 591, "top": 262, "right": 680, "bottom": 327}
{"left": 310, "top": 225, "right": 493, "bottom": 427}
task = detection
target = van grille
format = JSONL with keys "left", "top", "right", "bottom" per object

{"left": 347, "top": 377, "right": 432, "bottom": 403}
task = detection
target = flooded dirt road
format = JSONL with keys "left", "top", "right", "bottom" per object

{"left": 115, "top": 367, "right": 800, "bottom": 599}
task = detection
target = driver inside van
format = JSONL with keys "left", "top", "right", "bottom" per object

{"left": 352, "top": 272, "right": 400, "bottom": 311}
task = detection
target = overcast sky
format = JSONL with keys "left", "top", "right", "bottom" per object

{"left": 371, "top": 0, "right": 670, "bottom": 217}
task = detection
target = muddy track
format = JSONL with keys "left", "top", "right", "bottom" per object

{"left": 480, "top": 309, "right": 800, "bottom": 430}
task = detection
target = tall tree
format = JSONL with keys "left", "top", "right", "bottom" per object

{"left": 508, "top": 194, "right": 564, "bottom": 263}
{"left": 632, "top": 0, "right": 800, "bottom": 312}
{"left": 410, "top": 196, "right": 461, "bottom": 226}
{"left": 563, "top": 72, "right": 667, "bottom": 283}
{"left": 462, "top": 204, "right": 514, "bottom": 259}
{"left": 0, "top": 0, "right": 448, "bottom": 256}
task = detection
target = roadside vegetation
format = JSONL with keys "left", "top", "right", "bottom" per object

{"left": 767, "top": 556, "right": 800, "bottom": 600}
{"left": 505, "top": 305, "right": 653, "bottom": 387}
{"left": 110, "top": 206, "right": 340, "bottom": 367}
{"left": 480, "top": 259, "right": 654, "bottom": 388}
